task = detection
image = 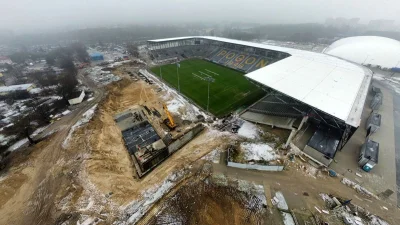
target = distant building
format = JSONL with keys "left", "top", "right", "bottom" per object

{"left": 0, "top": 56, "right": 12, "bottom": 65}
{"left": 324, "top": 36, "right": 400, "bottom": 69}
{"left": 0, "top": 83, "right": 35, "bottom": 96}
{"left": 68, "top": 90, "right": 85, "bottom": 105}
{"left": 368, "top": 20, "right": 395, "bottom": 31}
{"left": 90, "top": 53, "right": 104, "bottom": 61}
{"left": 325, "top": 17, "right": 360, "bottom": 28}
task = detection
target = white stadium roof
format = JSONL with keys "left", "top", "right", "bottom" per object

{"left": 148, "top": 36, "right": 372, "bottom": 127}
{"left": 323, "top": 36, "right": 400, "bottom": 69}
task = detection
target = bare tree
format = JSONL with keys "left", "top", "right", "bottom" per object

{"left": 127, "top": 44, "right": 139, "bottom": 58}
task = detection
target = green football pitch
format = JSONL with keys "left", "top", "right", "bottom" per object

{"left": 150, "top": 59, "right": 265, "bottom": 117}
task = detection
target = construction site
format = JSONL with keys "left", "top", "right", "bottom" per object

{"left": 0, "top": 37, "right": 399, "bottom": 225}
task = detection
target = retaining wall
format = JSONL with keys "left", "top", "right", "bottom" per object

{"left": 168, "top": 124, "right": 204, "bottom": 154}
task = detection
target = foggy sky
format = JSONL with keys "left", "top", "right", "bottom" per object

{"left": 1, "top": 0, "right": 399, "bottom": 33}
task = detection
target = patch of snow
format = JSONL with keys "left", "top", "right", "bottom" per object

{"left": 62, "top": 104, "right": 97, "bottom": 149}
{"left": 7, "top": 138, "right": 28, "bottom": 152}
{"left": 123, "top": 171, "right": 184, "bottom": 224}
{"left": 166, "top": 99, "right": 184, "bottom": 114}
{"left": 274, "top": 191, "right": 289, "bottom": 210}
{"left": 240, "top": 142, "right": 279, "bottom": 161}
{"left": 0, "top": 123, "right": 14, "bottom": 132}
{"left": 282, "top": 212, "right": 296, "bottom": 225}
{"left": 6, "top": 125, "right": 49, "bottom": 151}
{"left": 373, "top": 73, "right": 400, "bottom": 94}
{"left": 87, "top": 97, "right": 94, "bottom": 102}
{"left": 29, "top": 88, "right": 42, "bottom": 94}
{"left": 80, "top": 198, "right": 95, "bottom": 211}
{"left": 31, "top": 125, "right": 48, "bottom": 136}
{"left": 78, "top": 217, "right": 95, "bottom": 225}
{"left": 369, "top": 215, "right": 389, "bottom": 225}
{"left": 61, "top": 110, "right": 71, "bottom": 116}
{"left": 201, "top": 149, "right": 221, "bottom": 163}
{"left": 88, "top": 66, "right": 121, "bottom": 86}
{"left": 341, "top": 178, "right": 377, "bottom": 199}
{"left": 0, "top": 134, "right": 16, "bottom": 146}
{"left": 107, "top": 60, "right": 131, "bottom": 68}
{"left": 238, "top": 121, "right": 262, "bottom": 139}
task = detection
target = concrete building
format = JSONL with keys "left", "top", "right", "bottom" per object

{"left": 0, "top": 56, "right": 12, "bottom": 65}
{"left": 0, "top": 83, "right": 35, "bottom": 96}
{"left": 90, "top": 53, "right": 104, "bottom": 61}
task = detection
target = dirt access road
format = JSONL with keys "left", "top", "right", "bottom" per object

{"left": 0, "top": 68, "right": 105, "bottom": 225}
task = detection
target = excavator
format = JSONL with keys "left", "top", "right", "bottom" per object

{"left": 162, "top": 103, "right": 177, "bottom": 130}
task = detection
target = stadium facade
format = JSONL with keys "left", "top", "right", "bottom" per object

{"left": 147, "top": 36, "right": 373, "bottom": 166}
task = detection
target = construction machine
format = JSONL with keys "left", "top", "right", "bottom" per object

{"left": 162, "top": 103, "right": 177, "bottom": 130}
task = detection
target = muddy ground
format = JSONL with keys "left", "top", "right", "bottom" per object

{"left": 0, "top": 64, "right": 399, "bottom": 225}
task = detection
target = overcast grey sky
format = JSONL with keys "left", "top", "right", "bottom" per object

{"left": 1, "top": 0, "right": 399, "bottom": 32}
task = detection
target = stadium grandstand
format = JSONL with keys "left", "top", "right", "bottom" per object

{"left": 147, "top": 36, "right": 372, "bottom": 166}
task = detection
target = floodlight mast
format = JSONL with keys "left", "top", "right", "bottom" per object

{"left": 205, "top": 77, "right": 215, "bottom": 111}
{"left": 192, "top": 73, "right": 214, "bottom": 112}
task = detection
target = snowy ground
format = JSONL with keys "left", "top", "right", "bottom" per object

{"left": 373, "top": 73, "right": 400, "bottom": 94}
{"left": 121, "top": 171, "right": 184, "bottom": 224}
{"left": 240, "top": 142, "right": 279, "bottom": 161}
{"left": 273, "top": 191, "right": 296, "bottom": 225}
{"left": 237, "top": 121, "right": 263, "bottom": 139}
{"left": 87, "top": 66, "right": 121, "bottom": 86}
{"left": 62, "top": 104, "right": 97, "bottom": 149}
{"left": 6, "top": 125, "right": 49, "bottom": 152}
{"left": 0, "top": 134, "right": 16, "bottom": 146}
{"left": 201, "top": 148, "right": 221, "bottom": 164}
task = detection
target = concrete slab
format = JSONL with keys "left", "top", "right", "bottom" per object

{"left": 330, "top": 81, "right": 398, "bottom": 206}
{"left": 240, "top": 111, "right": 296, "bottom": 130}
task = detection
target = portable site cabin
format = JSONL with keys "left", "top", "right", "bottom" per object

{"left": 358, "top": 139, "right": 379, "bottom": 172}
{"left": 366, "top": 112, "right": 381, "bottom": 135}
{"left": 370, "top": 92, "right": 383, "bottom": 110}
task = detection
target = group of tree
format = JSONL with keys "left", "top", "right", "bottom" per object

{"left": 45, "top": 42, "right": 89, "bottom": 66}
{"left": 2, "top": 102, "right": 53, "bottom": 147}
{"left": 126, "top": 44, "right": 139, "bottom": 57}
{"left": 8, "top": 51, "right": 46, "bottom": 65}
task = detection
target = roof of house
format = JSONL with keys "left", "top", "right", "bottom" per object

{"left": 0, "top": 83, "right": 34, "bottom": 93}
{"left": 148, "top": 36, "right": 372, "bottom": 127}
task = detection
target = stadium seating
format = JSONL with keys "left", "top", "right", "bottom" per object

{"left": 150, "top": 43, "right": 287, "bottom": 73}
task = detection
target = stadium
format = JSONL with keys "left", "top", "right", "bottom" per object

{"left": 147, "top": 36, "right": 372, "bottom": 166}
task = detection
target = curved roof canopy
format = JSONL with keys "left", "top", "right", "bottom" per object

{"left": 323, "top": 36, "right": 400, "bottom": 68}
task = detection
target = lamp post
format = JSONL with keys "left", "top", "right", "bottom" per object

{"left": 204, "top": 77, "right": 215, "bottom": 111}
{"left": 177, "top": 63, "right": 180, "bottom": 93}
{"left": 192, "top": 73, "right": 214, "bottom": 112}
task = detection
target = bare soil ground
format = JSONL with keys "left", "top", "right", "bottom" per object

{"left": 140, "top": 163, "right": 267, "bottom": 225}
{"left": 1, "top": 64, "right": 399, "bottom": 225}
{"left": 50, "top": 77, "right": 234, "bottom": 224}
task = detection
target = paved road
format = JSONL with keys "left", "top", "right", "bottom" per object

{"left": 392, "top": 88, "right": 400, "bottom": 207}
{"left": 375, "top": 79, "right": 400, "bottom": 207}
